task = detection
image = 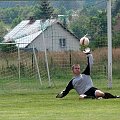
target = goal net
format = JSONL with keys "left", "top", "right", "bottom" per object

{"left": 0, "top": 43, "right": 48, "bottom": 93}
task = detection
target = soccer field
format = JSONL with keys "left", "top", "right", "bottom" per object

{"left": 0, "top": 80, "right": 120, "bottom": 120}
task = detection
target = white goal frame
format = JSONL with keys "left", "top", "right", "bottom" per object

{"left": 107, "top": 0, "right": 112, "bottom": 88}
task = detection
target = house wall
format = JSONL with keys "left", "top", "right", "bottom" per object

{"left": 27, "top": 23, "right": 80, "bottom": 52}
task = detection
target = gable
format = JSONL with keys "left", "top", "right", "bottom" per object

{"left": 26, "top": 22, "right": 80, "bottom": 51}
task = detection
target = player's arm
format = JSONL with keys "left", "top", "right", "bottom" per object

{"left": 82, "top": 48, "right": 93, "bottom": 75}
{"left": 56, "top": 79, "right": 74, "bottom": 98}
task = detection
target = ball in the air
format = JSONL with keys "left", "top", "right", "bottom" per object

{"left": 80, "top": 37, "right": 89, "bottom": 46}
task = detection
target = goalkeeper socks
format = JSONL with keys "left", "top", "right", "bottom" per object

{"left": 103, "top": 92, "right": 116, "bottom": 99}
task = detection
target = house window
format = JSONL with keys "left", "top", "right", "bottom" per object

{"left": 59, "top": 38, "right": 66, "bottom": 48}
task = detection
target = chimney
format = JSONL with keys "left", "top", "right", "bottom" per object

{"left": 28, "top": 17, "right": 35, "bottom": 24}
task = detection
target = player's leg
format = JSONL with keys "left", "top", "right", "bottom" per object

{"left": 103, "top": 92, "right": 120, "bottom": 99}
{"left": 79, "top": 87, "right": 98, "bottom": 99}
{"left": 79, "top": 94, "right": 95, "bottom": 99}
{"left": 95, "top": 90, "right": 104, "bottom": 98}
{"left": 95, "top": 90, "right": 120, "bottom": 99}
{"left": 56, "top": 80, "right": 74, "bottom": 98}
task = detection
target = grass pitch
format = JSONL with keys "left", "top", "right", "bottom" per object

{"left": 0, "top": 80, "right": 120, "bottom": 120}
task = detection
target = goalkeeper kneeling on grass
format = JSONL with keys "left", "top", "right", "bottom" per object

{"left": 56, "top": 48, "right": 120, "bottom": 99}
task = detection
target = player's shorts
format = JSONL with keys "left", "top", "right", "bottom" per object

{"left": 84, "top": 87, "right": 98, "bottom": 97}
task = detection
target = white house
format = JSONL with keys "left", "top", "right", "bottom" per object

{"left": 3, "top": 19, "right": 80, "bottom": 52}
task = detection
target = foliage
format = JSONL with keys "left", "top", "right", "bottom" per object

{"left": 112, "top": 0, "right": 120, "bottom": 16}
{"left": 0, "top": 42, "right": 17, "bottom": 53}
{"left": 87, "top": 10, "right": 107, "bottom": 37}
{"left": 59, "top": 6, "right": 67, "bottom": 15}
{"left": 0, "top": 20, "right": 8, "bottom": 42}
{"left": 52, "top": 1, "right": 82, "bottom": 10}
{"left": 69, "top": 15, "right": 90, "bottom": 38}
{"left": 84, "top": 0, "right": 97, "bottom": 8}
{"left": 112, "top": 32, "right": 120, "bottom": 48}
{"left": 11, "top": 16, "right": 22, "bottom": 28}
{"left": 89, "top": 10, "right": 107, "bottom": 48}
{"left": 34, "top": 0, "right": 54, "bottom": 20}
{"left": 0, "top": 6, "right": 34, "bottom": 24}
{"left": 69, "top": 9, "right": 108, "bottom": 48}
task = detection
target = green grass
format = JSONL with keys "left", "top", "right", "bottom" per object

{"left": 0, "top": 80, "right": 120, "bottom": 120}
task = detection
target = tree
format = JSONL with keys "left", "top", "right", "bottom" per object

{"left": 69, "top": 15, "right": 90, "bottom": 38}
{"left": 59, "top": 6, "right": 67, "bottom": 15}
{"left": 34, "top": 0, "right": 54, "bottom": 20}
{"left": 0, "top": 42, "right": 17, "bottom": 53}
{"left": 89, "top": 10, "right": 107, "bottom": 37}
{"left": 0, "top": 6, "right": 35, "bottom": 25}
{"left": 0, "top": 20, "right": 8, "bottom": 42}
{"left": 112, "top": 0, "right": 120, "bottom": 16}
{"left": 52, "top": 0, "right": 82, "bottom": 10}
{"left": 84, "top": 0, "right": 96, "bottom": 8}
{"left": 88, "top": 10, "right": 107, "bottom": 48}
{"left": 89, "top": 10, "right": 107, "bottom": 35}
{"left": 69, "top": 9, "right": 108, "bottom": 48}
{"left": 112, "top": 32, "right": 120, "bottom": 48}
{"left": 11, "top": 16, "right": 22, "bottom": 28}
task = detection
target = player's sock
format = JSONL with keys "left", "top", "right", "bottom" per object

{"left": 103, "top": 92, "right": 116, "bottom": 99}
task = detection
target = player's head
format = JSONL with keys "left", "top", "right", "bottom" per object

{"left": 72, "top": 64, "right": 80, "bottom": 76}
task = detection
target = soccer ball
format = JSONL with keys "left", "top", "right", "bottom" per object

{"left": 80, "top": 36, "right": 89, "bottom": 46}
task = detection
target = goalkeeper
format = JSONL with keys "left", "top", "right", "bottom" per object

{"left": 56, "top": 48, "right": 120, "bottom": 99}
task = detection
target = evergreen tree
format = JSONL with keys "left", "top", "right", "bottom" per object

{"left": 34, "top": 0, "right": 54, "bottom": 20}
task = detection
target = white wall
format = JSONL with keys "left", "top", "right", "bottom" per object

{"left": 27, "top": 23, "right": 80, "bottom": 52}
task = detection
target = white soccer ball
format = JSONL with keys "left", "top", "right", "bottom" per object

{"left": 80, "top": 36, "right": 89, "bottom": 46}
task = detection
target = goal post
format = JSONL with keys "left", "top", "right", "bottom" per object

{"left": 32, "top": 45, "right": 42, "bottom": 85}
{"left": 107, "top": 0, "right": 112, "bottom": 88}
{"left": 40, "top": 20, "right": 51, "bottom": 87}
{"left": 0, "top": 42, "right": 45, "bottom": 93}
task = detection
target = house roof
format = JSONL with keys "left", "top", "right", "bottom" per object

{"left": 4, "top": 19, "right": 56, "bottom": 42}
{"left": 56, "top": 22, "right": 79, "bottom": 40}
{"left": 15, "top": 31, "right": 42, "bottom": 48}
{"left": 3, "top": 19, "right": 79, "bottom": 48}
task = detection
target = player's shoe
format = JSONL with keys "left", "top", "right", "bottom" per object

{"left": 56, "top": 91, "right": 64, "bottom": 98}
{"left": 97, "top": 97, "right": 103, "bottom": 100}
{"left": 115, "top": 96, "right": 120, "bottom": 98}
